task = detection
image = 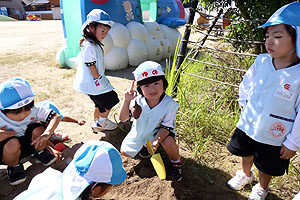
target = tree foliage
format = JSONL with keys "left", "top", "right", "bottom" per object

{"left": 193, "top": 0, "right": 296, "bottom": 54}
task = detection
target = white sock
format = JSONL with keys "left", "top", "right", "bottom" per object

{"left": 171, "top": 158, "right": 181, "bottom": 163}
{"left": 97, "top": 117, "right": 106, "bottom": 124}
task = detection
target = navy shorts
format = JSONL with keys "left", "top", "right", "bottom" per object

{"left": 0, "top": 123, "right": 45, "bottom": 165}
{"left": 89, "top": 90, "right": 119, "bottom": 113}
{"left": 227, "top": 128, "right": 289, "bottom": 176}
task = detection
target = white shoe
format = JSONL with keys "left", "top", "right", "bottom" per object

{"left": 248, "top": 184, "right": 268, "bottom": 200}
{"left": 228, "top": 170, "right": 254, "bottom": 190}
{"left": 91, "top": 119, "right": 118, "bottom": 132}
{"left": 293, "top": 192, "right": 300, "bottom": 200}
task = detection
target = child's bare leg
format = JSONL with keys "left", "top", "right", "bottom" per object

{"left": 94, "top": 107, "right": 100, "bottom": 121}
{"left": 161, "top": 136, "right": 180, "bottom": 161}
{"left": 31, "top": 126, "right": 47, "bottom": 151}
{"left": 2, "top": 138, "right": 21, "bottom": 166}
{"left": 258, "top": 170, "right": 272, "bottom": 189}
{"left": 99, "top": 109, "right": 110, "bottom": 119}
{"left": 242, "top": 155, "right": 254, "bottom": 176}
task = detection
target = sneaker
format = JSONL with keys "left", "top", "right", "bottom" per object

{"left": 34, "top": 149, "right": 57, "bottom": 166}
{"left": 228, "top": 170, "right": 254, "bottom": 190}
{"left": 138, "top": 146, "right": 151, "bottom": 158}
{"left": 169, "top": 159, "right": 183, "bottom": 181}
{"left": 293, "top": 192, "right": 300, "bottom": 200}
{"left": 90, "top": 119, "right": 118, "bottom": 132}
{"left": 7, "top": 163, "right": 26, "bottom": 185}
{"left": 248, "top": 184, "right": 269, "bottom": 200}
{"left": 49, "top": 132, "right": 69, "bottom": 143}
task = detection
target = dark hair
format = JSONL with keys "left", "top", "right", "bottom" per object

{"left": 79, "top": 22, "right": 111, "bottom": 47}
{"left": 264, "top": 24, "right": 296, "bottom": 43}
{"left": 79, "top": 182, "right": 110, "bottom": 200}
{"left": 136, "top": 75, "right": 168, "bottom": 96}
{"left": 1, "top": 100, "right": 34, "bottom": 115}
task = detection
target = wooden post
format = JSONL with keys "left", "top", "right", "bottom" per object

{"left": 173, "top": 0, "right": 198, "bottom": 96}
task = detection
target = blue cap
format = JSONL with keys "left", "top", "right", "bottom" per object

{"left": 258, "top": 2, "right": 300, "bottom": 59}
{"left": 0, "top": 78, "right": 35, "bottom": 110}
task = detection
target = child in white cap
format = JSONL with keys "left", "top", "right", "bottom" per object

{"left": 119, "top": 61, "right": 182, "bottom": 181}
{"left": 0, "top": 78, "right": 61, "bottom": 185}
{"left": 14, "top": 140, "right": 127, "bottom": 200}
{"left": 36, "top": 101, "right": 86, "bottom": 143}
{"left": 227, "top": 2, "right": 300, "bottom": 200}
{"left": 73, "top": 9, "right": 119, "bottom": 132}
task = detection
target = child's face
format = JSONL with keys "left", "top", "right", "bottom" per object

{"left": 265, "top": 24, "right": 296, "bottom": 59}
{"left": 92, "top": 24, "right": 110, "bottom": 42}
{"left": 140, "top": 79, "right": 164, "bottom": 101}
{"left": 6, "top": 109, "right": 31, "bottom": 121}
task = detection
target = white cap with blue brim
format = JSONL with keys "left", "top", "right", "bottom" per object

{"left": 0, "top": 77, "right": 35, "bottom": 110}
{"left": 61, "top": 140, "right": 127, "bottom": 200}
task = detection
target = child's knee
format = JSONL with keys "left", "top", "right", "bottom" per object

{"left": 31, "top": 126, "right": 46, "bottom": 138}
{"left": 3, "top": 138, "right": 21, "bottom": 153}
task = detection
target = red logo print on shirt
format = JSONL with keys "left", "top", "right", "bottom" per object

{"left": 152, "top": 70, "right": 158, "bottom": 75}
{"left": 284, "top": 84, "right": 291, "bottom": 90}
{"left": 142, "top": 72, "right": 148, "bottom": 77}
{"left": 30, "top": 117, "right": 34, "bottom": 120}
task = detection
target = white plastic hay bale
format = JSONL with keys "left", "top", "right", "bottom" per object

{"left": 109, "top": 22, "right": 131, "bottom": 48}
{"left": 159, "top": 37, "right": 172, "bottom": 59}
{"left": 144, "top": 22, "right": 164, "bottom": 39}
{"left": 126, "top": 21, "right": 149, "bottom": 43}
{"left": 146, "top": 35, "right": 163, "bottom": 61}
{"left": 102, "top": 33, "right": 113, "bottom": 56}
{"left": 127, "top": 39, "right": 148, "bottom": 66}
{"left": 159, "top": 24, "right": 182, "bottom": 54}
{"left": 104, "top": 46, "right": 128, "bottom": 70}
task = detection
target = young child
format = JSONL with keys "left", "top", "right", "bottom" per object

{"left": 14, "top": 140, "right": 127, "bottom": 200}
{"left": 0, "top": 78, "right": 61, "bottom": 185}
{"left": 36, "top": 100, "right": 86, "bottom": 143}
{"left": 73, "top": 9, "right": 119, "bottom": 132}
{"left": 227, "top": 2, "right": 300, "bottom": 200}
{"left": 119, "top": 61, "right": 183, "bottom": 181}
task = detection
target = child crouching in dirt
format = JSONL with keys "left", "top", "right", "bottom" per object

{"left": 36, "top": 100, "right": 86, "bottom": 143}
{"left": 14, "top": 140, "right": 127, "bottom": 200}
{"left": 119, "top": 61, "right": 183, "bottom": 181}
{"left": 0, "top": 78, "right": 61, "bottom": 185}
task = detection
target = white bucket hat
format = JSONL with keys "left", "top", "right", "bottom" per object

{"left": 133, "top": 61, "right": 165, "bottom": 82}
{"left": 81, "top": 9, "right": 114, "bottom": 35}
{"left": 258, "top": 2, "right": 300, "bottom": 59}
{"left": 61, "top": 140, "right": 127, "bottom": 200}
{"left": 0, "top": 77, "right": 35, "bottom": 110}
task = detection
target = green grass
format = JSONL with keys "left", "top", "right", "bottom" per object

{"left": 165, "top": 40, "right": 300, "bottom": 198}
{"left": 0, "top": 15, "right": 16, "bottom": 21}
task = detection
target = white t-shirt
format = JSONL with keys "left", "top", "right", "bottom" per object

{"left": 73, "top": 40, "right": 114, "bottom": 95}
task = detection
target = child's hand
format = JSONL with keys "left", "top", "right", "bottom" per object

{"left": 151, "top": 139, "right": 159, "bottom": 152}
{"left": 94, "top": 75, "right": 102, "bottom": 87}
{"left": 124, "top": 81, "right": 137, "bottom": 102}
{"left": 280, "top": 145, "right": 296, "bottom": 159}
{"left": 31, "top": 134, "right": 50, "bottom": 150}
{"left": 47, "top": 145, "right": 63, "bottom": 163}
{"left": 77, "top": 119, "right": 86, "bottom": 126}
{"left": 0, "top": 126, "right": 16, "bottom": 141}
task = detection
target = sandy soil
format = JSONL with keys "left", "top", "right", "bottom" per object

{"left": 0, "top": 20, "right": 250, "bottom": 200}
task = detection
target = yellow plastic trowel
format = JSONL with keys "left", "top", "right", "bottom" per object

{"left": 146, "top": 140, "right": 166, "bottom": 180}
